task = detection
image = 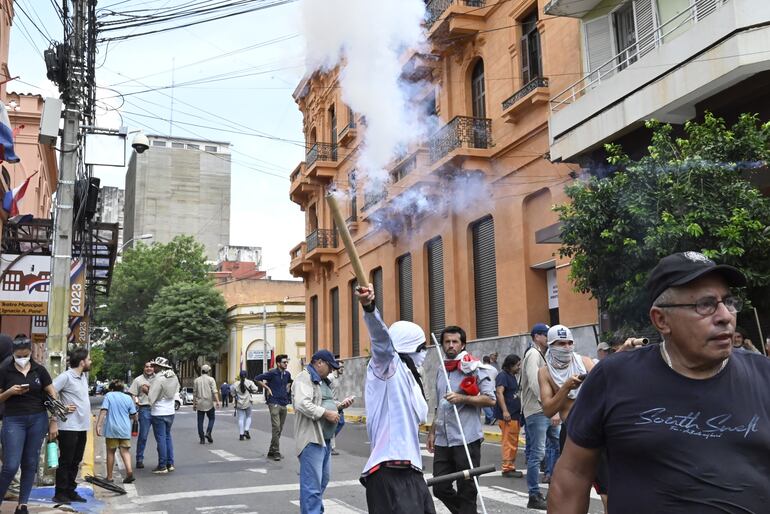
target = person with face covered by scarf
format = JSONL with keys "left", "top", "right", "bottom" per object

{"left": 355, "top": 283, "right": 435, "bottom": 514}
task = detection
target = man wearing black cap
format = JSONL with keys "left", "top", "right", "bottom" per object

{"left": 549, "top": 251, "right": 770, "bottom": 513}
{"left": 292, "top": 349, "right": 354, "bottom": 514}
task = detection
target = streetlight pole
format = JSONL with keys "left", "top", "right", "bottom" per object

{"left": 262, "top": 304, "right": 268, "bottom": 375}
{"left": 119, "top": 233, "right": 153, "bottom": 254}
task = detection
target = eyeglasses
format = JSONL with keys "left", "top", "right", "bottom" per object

{"left": 656, "top": 295, "right": 742, "bottom": 316}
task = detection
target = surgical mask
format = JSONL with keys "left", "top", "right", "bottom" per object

{"left": 410, "top": 350, "right": 427, "bottom": 369}
{"left": 14, "top": 357, "right": 30, "bottom": 368}
{"left": 548, "top": 346, "right": 573, "bottom": 369}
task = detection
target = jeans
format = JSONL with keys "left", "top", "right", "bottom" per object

{"left": 299, "top": 441, "right": 331, "bottom": 514}
{"left": 483, "top": 407, "right": 495, "bottom": 424}
{"left": 237, "top": 407, "right": 252, "bottom": 436}
{"left": 432, "top": 440, "right": 482, "bottom": 514}
{"left": 55, "top": 430, "right": 87, "bottom": 497}
{"left": 197, "top": 408, "right": 215, "bottom": 440}
{"left": 525, "top": 413, "right": 560, "bottom": 496}
{"left": 546, "top": 426, "right": 561, "bottom": 475}
{"left": 0, "top": 413, "right": 48, "bottom": 504}
{"left": 268, "top": 404, "right": 287, "bottom": 454}
{"left": 135, "top": 406, "right": 152, "bottom": 463}
{"left": 151, "top": 415, "right": 175, "bottom": 468}
{"left": 334, "top": 411, "right": 345, "bottom": 437}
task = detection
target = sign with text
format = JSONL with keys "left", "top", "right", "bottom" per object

{"left": 0, "top": 255, "right": 86, "bottom": 316}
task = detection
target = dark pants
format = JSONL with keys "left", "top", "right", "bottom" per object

{"left": 221, "top": 393, "right": 229, "bottom": 407}
{"left": 197, "top": 408, "right": 215, "bottom": 440}
{"left": 0, "top": 413, "right": 47, "bottom": 504}
{"left": 55, "top": 430, "right": 87, "bottom": 497}
{"left": 432, "top": 440, "right": 482, "bottom": 514}
{"left": 268, "top": 404, "right": 287, "bottom": 455}
{"left": 365, "top": 466, "right": 436, "bottom": 514}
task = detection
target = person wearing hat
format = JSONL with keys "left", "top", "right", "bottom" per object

{"left": 595, "top": 342, "right": 611, "bottom": 362}
{"left": 519, "top": 322, "right": 558, "bottom": 510}
{"left": 128, "top": 361, "right": 155, "bottom": 469}
{"left": 193, "top": 364, "right": 220, "bottom": 445}
{"left": 292, "top": 349, "right": 353, "bottom": 514}
{"left": 549, "top": 251, "right": 770, "bottom": 513}
{"left": 356, "top": 284, "right": 434, "bottom": 514}
{"left": 231, "top": 370, "right": 259, "bottom": 441}
{"left": 143, "top": 357, "right": 179, "bottom": 474}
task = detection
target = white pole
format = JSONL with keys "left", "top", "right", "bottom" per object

{"left": 431, "top": 333, "right": 488, "bottom": 514}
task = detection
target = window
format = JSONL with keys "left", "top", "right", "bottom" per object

{"left": 349, "top": 171, "right": 357, "bottom": 220}
{"left": 350, "top": 280, "right": 360, "bottom": 356}
{"left": 331, "top": 287, "right": 340, "bottom": 356}
{"left": 372, "top": 267, "right": 384, "bottom": 316}
{"left": 471, "top": 60, "right": 486, "bottom": 118}
{"left": 347, "top": 106, "right": 356, "bottom": 128}
{"left": 171, "top": 142, "right": 185, "bottom": 149}
{"left": 205, "top": 145, "right": 218, "bottom": 152}
{"left": 397, "top": 253, "right": 413, "bottom": 322}
{"left": 187, "top": 144, "right": 199, "bottom": 150}
{"left": 427, "top": 237, "right": 445, "bottom": 339}
{"left": 329, "top": 105, "right": 338, "bottom": 160}
{"left": 471, "top": 216, "right": 498, "bottom": 338}
{"left": 613, "top": 2, "right": 637, "bottom": 70}
{"left": 310, "top": 295, "right": 318, "bottom": 354}
{"left": 151, "top": 140, "right": 166, "bottom": 147}
{"left": 520, "top": 11, "right": 542, "bottom": 84}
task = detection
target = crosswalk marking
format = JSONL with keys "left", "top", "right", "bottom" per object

{"left": 290, "top": 499, "right": 365, "bottom": 513}
{"left": 195, "top": 505, "right": 249, "bottom": 512}
{"left": 210, "top": 449, "right": 246, "bottom": 461}
{"left": 247, "top": 468, "right": 268, "bottom": 474}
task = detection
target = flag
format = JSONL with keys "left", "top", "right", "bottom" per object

{"left": 3, "top": 170, "right": 37, "bottom": 217}
{"left": 0, "top": 102, "right": 20, "bottom": 164}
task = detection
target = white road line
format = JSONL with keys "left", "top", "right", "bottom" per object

{"left": 209, "top": 449, "right": 246, "bottom": 461}
{"left": 131, "top": 479, "right": 361, "bottom": 505}
{"left": 207, "top": 458, "right": 261, "bottom": 463}
{"left": 195, "top": 505, "right": 248, "bottom": 512}
{"left": 123, "top": 482, "right": 138, "bottom": 499}
{"left": 246, "top": 468, "right": 268, "bottom": 474}
{"left": 476, "top": 485, "right": 531, "bottom": 508}
{"left": 291, "top": 499, "right": 365, "bottom": 513}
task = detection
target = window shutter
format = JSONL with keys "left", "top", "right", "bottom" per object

{"left": 311, "top": 295, "right": 318, "bottom": 354}
{"left": 398, "top": 253, "right": 414, "bottom": 322}
{"left": 584, "top": 15, "right": 615, "bottom": 85}
{"left": 633, "top": 0, "right": 657, "bottom": 58}
{"left": 331, "top": 287, "right": 340, "bottom": 356}
{"left": 520, "top": 34, "right": 530, "bottom": 84}
{"left": 350, "top": 281, "right": 359, "bottom": 356}
{"left": 472, "top": 216, "right": 499, "bottom": 339}
{"left": 372, "top": 267, "right": 384, "bottom": 316}
{"left": 693, "top": 0, "right": 718, "bottom": 20}
{"left": 427, "top": 237, "right": 445, "bottom": 340}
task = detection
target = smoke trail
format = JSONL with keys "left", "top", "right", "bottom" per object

{"left": 300, "top": 0, "right": 428, "bottom": 190}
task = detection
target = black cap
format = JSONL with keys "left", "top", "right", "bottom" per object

{"left": 646, "top": 251, "right": 746, "bottom": 304}
{"left": 311, "top": 349, "right": 340, "bottom": 369}
{"left": 12, "top": 336, "right": 31, "bottom": 350}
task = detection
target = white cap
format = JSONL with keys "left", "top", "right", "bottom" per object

{"left": 547, "top": 325, "right": 573, "bottom": 345}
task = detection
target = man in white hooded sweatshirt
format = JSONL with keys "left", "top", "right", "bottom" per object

{"left": 356, "top": 284, "right": 435, "bottom": 514}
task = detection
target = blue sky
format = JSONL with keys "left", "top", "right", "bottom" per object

{"left": 9, "top": 0, "right": 306, "bottom": 279}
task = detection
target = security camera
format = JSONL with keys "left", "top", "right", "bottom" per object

{"left": 131, "top": 132, "right": 149, "bottom": 154}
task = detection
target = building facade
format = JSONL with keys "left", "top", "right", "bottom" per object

{"left": 289, "top": 0, "right": 599, "bottom": 360}
{"left": 96, "top": 186, "right": 124, "bottom": 249}
{"left": 124, "top": 135, "right": 231, "bottom": 260}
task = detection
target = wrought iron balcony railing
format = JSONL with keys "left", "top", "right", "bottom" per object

{"left": 306, "top": 229, "right": 337, "bottom": 253}
{"left": 428, "top": 116, "right": 492, "bottom": 163}
{"left": 305, "top": 143, "right": 338, "bottom": 168}
{"left": 503, "top": 77, "right": 549, "bottom": 110}
{"left": 391, "top": 154, "right": 417, "bottom": 182}
{"left": 426, "top": 0, "right": 485, "bottom": 27}
{"left": 362, "top": 190, "right": 387, "bottom": 211}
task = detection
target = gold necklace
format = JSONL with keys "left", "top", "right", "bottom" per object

{"left": 660, "top": 340, "right": 728, "bottom": 376}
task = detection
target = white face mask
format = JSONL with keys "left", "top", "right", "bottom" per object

{"left": 548, "top": 346, "right": 574, "bottom": 369}
{"left": 14, "top": 357, "right": 30, "bottom": 368}
{"left": 410, "top": 350, "right": 427, "bottom": 369}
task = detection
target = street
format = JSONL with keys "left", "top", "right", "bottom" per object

{"left": 100, "top": 403, "right": 604, "bottom": 514}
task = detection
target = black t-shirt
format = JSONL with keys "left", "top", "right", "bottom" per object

{"left": 493, "top": 371, "right": 521, "bottom": 420}
{"left": 0, "top": 359, "right": 53, "bottom": 417}
{"left": 568, "top": 345, "right": 770, "bottom": 513}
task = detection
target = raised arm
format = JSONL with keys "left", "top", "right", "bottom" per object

{"left": 356, "top": 284, "right": 397, "bottom": 378}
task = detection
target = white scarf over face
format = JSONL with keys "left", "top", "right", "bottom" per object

{"left": 545, "top": 345, "right": 587, "bottom": 400}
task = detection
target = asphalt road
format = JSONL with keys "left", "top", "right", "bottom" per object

{"left": 99, "top": 402, "right": 604, "bottom": 514}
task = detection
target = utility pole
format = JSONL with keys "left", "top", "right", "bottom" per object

{"left": 262, "top": 304, "right": 268, "bottom": 374}
{"left": 47, "top": 0, "right": 89, "bottom": 377}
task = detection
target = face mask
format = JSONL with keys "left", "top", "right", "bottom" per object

{"left": 14, "top": 357, "right": 30, "bottom": 368}
{"left": 548, "top": 346, "right": 574, "bottom": 369}
{"left": 410, "top": 350, "right": 427, "bottom": 369}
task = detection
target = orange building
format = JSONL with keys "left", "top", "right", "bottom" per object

{"left": 289, "top": 1, "right": 598, "bottom": 359}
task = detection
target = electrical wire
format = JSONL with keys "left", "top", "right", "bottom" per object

{"left": 12, "top": 0, "right": 55, "bottom": 44}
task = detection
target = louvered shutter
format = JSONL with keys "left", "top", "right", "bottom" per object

{"left": 350, "top": 280, "right": 360, "bottom": 356}
{"left": 472, "top": 216, "right": 499, "bottom": 338}
{"left": 633, "top": 0, "right": 657, "bottom": 58}
{"left": 584, "top": 15, "right": 615, "bottom": 85}
{"left": 398, "top": 254, "right": 414, "bottom": 322}
{"left": 311, "top": 295, "right": 318, "bottom": 354}
{"left": 331, "top": 287, "right": 340, "bottom": 356}
{"left": 427, "top": 237, "right": 445, "bottom": 340}
{"left": 520, "top": 33, "right": 530, "bottom": 84}
{"left": 693, "top": 0, "right": 718, "bottom": 20}
{"left": 372, "top": 267, "right": 384, "bottom": 316}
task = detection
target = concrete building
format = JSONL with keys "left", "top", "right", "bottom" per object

{"left": 124, "top": 135, "right": 231, "bottom": 260}
{"left": 96, "top": 186, "right": 124, "bottom": 249}
{"left": 289, "top": 1, "right": 598, "bottom": 361}
{"left": 211, "top": 245, "right": 266, "bottom": 284}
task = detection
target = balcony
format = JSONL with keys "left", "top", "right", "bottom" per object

{"left": 502, "top": 77, "right": 549, "bottom": 123}
{"left": 289, "top": 162, "right": 312, "bottom": 205}
{"left": 428, "top": 116, "right": 493, "bottom": 172}
{"left": 547, "top": 0, "right": 765, "bottom": 161}
{"left": 289, "top": 241, "right": 312, "bottom": 278}
{"left": 305, "top": 229, "right": 338, "bottom": 264}
{"left": 338, "top": 121, "right": 357, "bottom": 146}
{"left": 426, "top": 0, "right": 492, "bottom": 38}
{"left": 401, "top": 52, "right": 440, "bottom": 82}
{"left": 305, "top": 142, "right": 338, "bottom": 180}
{"left": 362, "top": 190, "right": 387, "bottom": 212}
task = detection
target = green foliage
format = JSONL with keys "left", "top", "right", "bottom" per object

{"left": 144, "top": 282, "right": 228, "bottom": 370}
{"left": 89, "top": 345, "right": 105, "bottom": 381}
{"left": 102, "top": 236, "right": 212, "bottom": 376}
{"left": 556, "top": 112, "right": 770, "bottom": 330}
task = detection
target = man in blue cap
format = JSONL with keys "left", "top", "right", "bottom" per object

{"left": 292, "top": 349, "right": 354, "bottom": 514}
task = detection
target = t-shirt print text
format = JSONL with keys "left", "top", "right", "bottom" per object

{"left": 636, "top": 408, "right": 760, "bottom": 440}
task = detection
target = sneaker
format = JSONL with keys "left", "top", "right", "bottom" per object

{"left": 52, "top": 494, "right": 71, "bottom": 505}
{"left": 331, "top": 449, "right": 340, "bottom": 456}
{"left": 541, "top": 473, "right": 551, "bottom": 484}
{"left": 244, "top": 431, "right": 251, "bottom": 440}
{"left": 527, "top": 493, "right": 548, "bottom": 510}
{"left": 123, "top": 474, "right": 135, "bottom": 484}
{"left": 136, "top": 461, "right": 144, "bottom": 469}
{"left": 206, "top": 433, "right": 213, "bottom": 443}
{"left": 152, "top": 466, "right": 168, "bottom": 474}
{"left": 14, "top": 505, "right": 28, "bottom": 514}
{"left": 70, "top": 492, "right": 88, "bottom": 502}
{"left": 239, "top": 435, "right": 245, "bottom": 441}
{"left": 166, "top": 464, "right": 175, "bottom": 472}
{"left": 200, "top": 438, "right": 206, "bottom": 444}
{"left": 502, "top": 470, "right": 524, "bottom": 478}
{"left": 272, "top": 453, "right": 281, "bottom": 461}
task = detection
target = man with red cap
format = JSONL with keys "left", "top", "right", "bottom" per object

{"left": 427, "top": 325, "right": 496, "bottom": 514}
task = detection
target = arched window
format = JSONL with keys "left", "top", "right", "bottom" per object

{"left": 471, "top": 59, "right": 486, "bottom": 118}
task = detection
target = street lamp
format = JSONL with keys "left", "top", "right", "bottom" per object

{"left": 119, "top": 233, "right": 153, "bottom": 253}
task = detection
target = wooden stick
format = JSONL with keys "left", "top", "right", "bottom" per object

{"left": 326, "top": 193, "right": 368, "bottom": 286}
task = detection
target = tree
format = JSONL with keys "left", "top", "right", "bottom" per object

{"left": 102, "top": 236, "right": 211, "bottom": 374}
{"left": 143, "top": 282, "right": 228, "bottom": 371}
{"left": 555, "top": 113, "right": 770, "bottom": 331}
{"left": 88, "top": 345, "right": 105, "bottom": 381}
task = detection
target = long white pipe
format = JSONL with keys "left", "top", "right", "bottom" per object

{"left": 431, "top": 333, "right": 488, "bottom": 514}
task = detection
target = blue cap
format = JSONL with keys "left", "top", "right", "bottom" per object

{"left": 311, "top": 349, "right": 340, "bottom": 369}
{"left": 240, "top": 370, "right": 247, "bottom": 378}
{"left": 531, "top": 323, "right": 549, "bottom": 338}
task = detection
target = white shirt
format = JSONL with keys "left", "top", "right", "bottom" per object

{"left": 152, "top": 397, "right": 175, "bottom": 416}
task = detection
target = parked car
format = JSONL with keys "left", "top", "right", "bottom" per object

{"left": 181, "top": 387, "right": 194, "bottom": 405}
{"left": 174, "top": 391, "right": 181, "bottom": 411}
